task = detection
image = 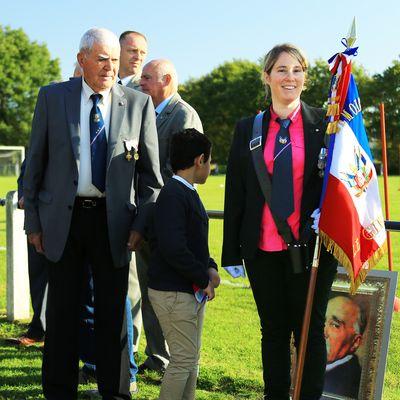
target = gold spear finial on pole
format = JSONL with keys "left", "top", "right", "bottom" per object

{"left": 346, "top": 17, "right": 357, "bottom": 48}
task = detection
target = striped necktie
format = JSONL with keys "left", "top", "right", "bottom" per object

{"left": 90, "top": 94, "right": 107, "bottom": 192}
{"left": 270, "top": 118, "right": 294, "bottom": 220}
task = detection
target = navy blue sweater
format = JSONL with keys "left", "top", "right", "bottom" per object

{"left": 148, "top": 178, "right": 217, "bottom": 294}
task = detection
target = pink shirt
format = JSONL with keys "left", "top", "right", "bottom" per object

{"left": 258, "top": 105, "right": 305, "bottom": 251}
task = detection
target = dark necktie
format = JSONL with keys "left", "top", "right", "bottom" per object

{"left": 270, "top": 118, "right": 294, "bottom": 220}
{"left": 90, "top": 94, "right": 107, "bottom": 192}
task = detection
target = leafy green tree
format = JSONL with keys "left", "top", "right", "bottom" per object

{"left": 365, "top": 59, "right": 400, "bottom": 173}
{"left": 0, "top": 26, "right": 60, "bottom": 146}
{"left": 180, "top": 60, "right": 265, "bottom": 163}
{"left": 302, "top": 58, "right": 373, "bottom": 110}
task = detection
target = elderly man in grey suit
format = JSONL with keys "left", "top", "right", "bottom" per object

{"left": 136, "top": 58, "right": 203, "bottom": 373}
{"left": 23, "top": 27, "right": 162, "bottom": 400}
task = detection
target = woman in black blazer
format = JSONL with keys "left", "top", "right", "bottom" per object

{"left": 222, "top": 44, "right": 337, "bottom": 400}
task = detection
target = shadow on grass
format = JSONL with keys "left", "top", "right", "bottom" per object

{"left": 0, "top": 344, "right": 43, "bottom": 399}
{"left": 198, "top": 368, "right": 263, "bottom": 397}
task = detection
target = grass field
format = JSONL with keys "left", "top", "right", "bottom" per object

{"left": 0, "top": 175, "right": 399, "bottom": 399}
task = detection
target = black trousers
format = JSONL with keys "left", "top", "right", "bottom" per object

{"left": 245, "top": 246, "right": 337, "bottom": 400}
{"left": 27, "top": 242, "right": 48, "bottom": 338}
{"left": 42, "top": 203, "right": 131, "bottom": 400}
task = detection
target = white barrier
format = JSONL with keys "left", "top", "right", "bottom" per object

{"left": 6, "top": 190, "right": 30, "bottom": 321}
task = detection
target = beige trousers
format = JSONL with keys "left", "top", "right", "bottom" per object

{"left": 148, "top": 288, "right": 206, "bottom": 400}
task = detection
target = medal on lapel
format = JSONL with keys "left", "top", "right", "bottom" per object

{"left": 318, "top": 148, "right": 328, "bottom": 178}
{"left": 123, "top": 138, "right": 139, "bottom": 162}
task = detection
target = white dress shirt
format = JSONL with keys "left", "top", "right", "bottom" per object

{"left": 155, "top": 94, "right": 174, "bottom": 116}
{"left": 119, "top": 75, "right": 135, "bottom": 86}
{"left": 172, "top": 175, "right": 195, "bottom": 191}
{"left": 77, "top": 78, "right": 112, "bottom": 197}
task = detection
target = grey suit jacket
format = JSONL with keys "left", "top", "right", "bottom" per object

{"left": 156, "top": 92, "right": 203, "bottom": 182}
{"left": 126, "top": 75, "right": 141, "bottom": 91}
{"left": 23, "top": 78, "right": 163, "bottom": 267}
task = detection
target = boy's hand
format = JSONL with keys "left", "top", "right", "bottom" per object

{"left": 203, "top": 281, "right": 215, "bottom": 301}
{"left": 208, "top": 268, "right": 221, "bottom": 288}
{"left": 127, "top": 231, "right": 144, "bottom": 251}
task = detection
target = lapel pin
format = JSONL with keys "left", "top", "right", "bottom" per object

{"left": 279, "top": 136, "right": 288, "bottom": 144}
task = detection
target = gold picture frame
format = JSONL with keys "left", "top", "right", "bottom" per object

{"left": 322, "top": 267, "right": 398, "bottom": 400}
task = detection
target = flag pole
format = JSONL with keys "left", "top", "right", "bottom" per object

{"left": 379, "top": 103, "right": 399, "bottom": 312}
{"left": 379, "top": 103, "right": 393, "bottom": 271}
{"left": 292, "top": 236, "right": 322, "bottom": 400}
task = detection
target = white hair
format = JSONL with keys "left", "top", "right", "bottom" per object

{"left": 79, "top": 27, "right": 120, "bottom": 53}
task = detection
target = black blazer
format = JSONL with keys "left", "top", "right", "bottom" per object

{"left": 222, "top": 101, "right": 328, "bottom": 267}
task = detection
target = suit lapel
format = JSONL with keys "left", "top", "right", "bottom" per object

{"left": 108, "top": 84, "right": 127, "bottom": 166}
{"left": 65, "top": 78, "right": 82, "bottom": 163}
{"left": 301, "top": 101, "right": 325, "bottom": 187}
{"left": 156, "top": 93, "right": 180, "bottom": 130}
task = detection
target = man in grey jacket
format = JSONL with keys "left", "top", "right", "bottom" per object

{"left": 24, "top": 27, "right": 162, "bottom": 400}
{"left": 119, "top": 31, "right": 148, "bottom": 90}
{"left": 136, "top": 59, "right": 203, "bottom": 373}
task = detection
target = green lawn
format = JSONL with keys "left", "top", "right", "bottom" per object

{"left": 0, "top": 175, "right": 399, "bottom": 399}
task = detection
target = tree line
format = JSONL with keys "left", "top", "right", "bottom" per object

{"left": 180, "top": 59, "right": 400, "bottom": 173}
{"left": 1, "top": 26, "right": 399, "bottom": 172}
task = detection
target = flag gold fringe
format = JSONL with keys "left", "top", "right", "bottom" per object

{"left": 326, "top": 104, "right": 340, "bottom": 116}
{"left": 319, "top": 231, "right": 387, "bottom": 294}
{"left": 326, "top": 121, "right": 338, "bottom": 134}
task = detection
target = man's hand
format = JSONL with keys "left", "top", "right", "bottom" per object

{"left": 208, "top": 268, "right": 221, "bottom": 288}
{"left": 203, "top": 281, "right": 215, "bottom": 301}
{"left": 127, "top": 231, "right": 144, "bottom": 251}
{"left": 18, "top": 196, "right": 24, "bottom": 209}
{"left": 28, "top": 232, "right": 44, "bottom": 254}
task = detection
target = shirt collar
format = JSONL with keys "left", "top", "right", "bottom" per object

{"left": 119, "top": 74, "right": 139, "bottom": 86}
{"left": 325, "top": 354, "right": 354, "bottom": 372}
{"left": 155, "top": 94, "right": 174, "bottom": 115}
{"left": 172, "top": 175, "right": 195, "bottom": 190}
{"left": 270, "top": 103, "right": 301, "bottom": 124}
{"left": 81, "top": 77, "right": 112, "bottom": 104}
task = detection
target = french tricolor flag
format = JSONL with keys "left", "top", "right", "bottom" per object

{"left": 319, "top": 48, "right": 387, "bottom": 293}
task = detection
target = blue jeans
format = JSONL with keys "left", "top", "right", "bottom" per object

{"left": 79, "top": 264, "right": 137, "bottom": 382}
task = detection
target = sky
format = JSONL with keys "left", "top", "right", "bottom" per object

{"left": 1, "top": 0, "right": 400, "bottom": 83}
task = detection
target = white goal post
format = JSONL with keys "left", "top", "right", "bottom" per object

{"left": 0, "top": 145, "right": 25, "bottom": 176}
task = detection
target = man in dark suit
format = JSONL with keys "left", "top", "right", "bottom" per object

{"left": 323, "top": 295, "right": 367, "bottom": 398}
{"left": 118, "top": 31, "right": 148, "bottom": 91}
{"left": 117, "top": 29, "right": 148, "bottom": 356}
{"left": 133, "top": 59, "right": 203, "bottom": 373}
{"left": 23, "top": 27, "right": 162, "bottom": 400}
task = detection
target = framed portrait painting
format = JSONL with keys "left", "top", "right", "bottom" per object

{"left": 321, "top": 267, "right": 398, "bottom": 400}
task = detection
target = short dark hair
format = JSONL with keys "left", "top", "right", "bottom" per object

{"left": 119, "top": 30, "right": 147, "bottom": 43}
{"left": 170, "top": 129, "right": 211, "bottom": 173}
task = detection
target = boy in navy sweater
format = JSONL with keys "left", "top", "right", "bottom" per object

{"left": 148, "top": 128, "right": 219, "bottom": 400}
